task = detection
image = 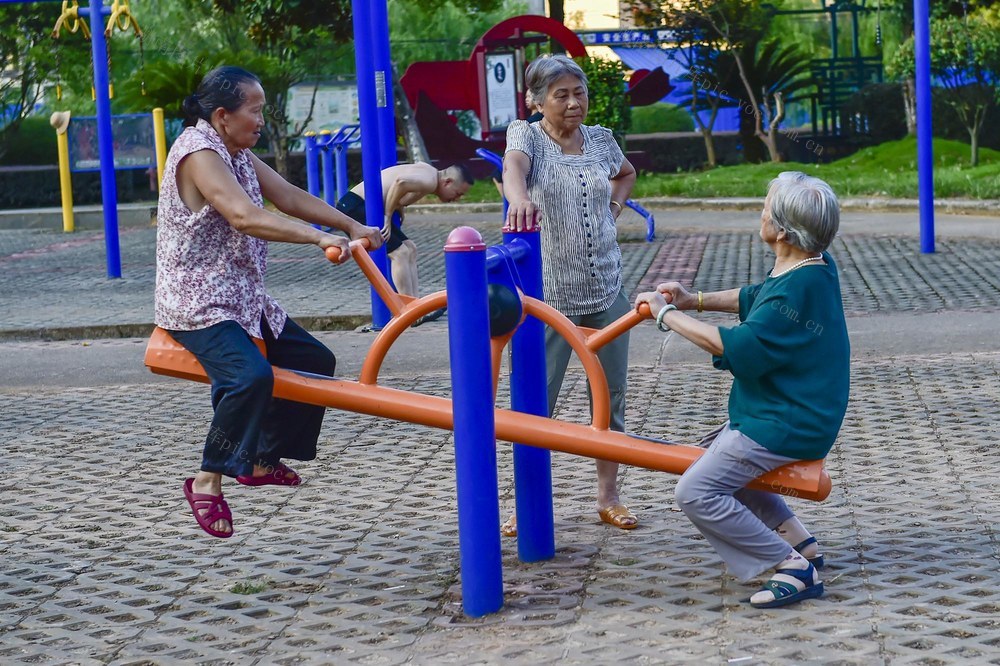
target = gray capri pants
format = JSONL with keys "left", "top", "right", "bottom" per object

{"left": 676, "top": 423, "right": 800, "bottom": 581}
{"left": 545, "top": 290, "right": 630, "bottom": 432}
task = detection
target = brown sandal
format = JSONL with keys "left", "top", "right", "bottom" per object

{"left": 500, "top": 514, "right": 517, "bottom": 537}
{"left": 598, "top": 504, "right": 638, "bottom": 530}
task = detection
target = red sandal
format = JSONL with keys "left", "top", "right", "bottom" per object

{"left": 183, "top": 478, "right": 233, "bottom": 538}
{"left": 236, "top": 462, "right": 302, "bottom": 487}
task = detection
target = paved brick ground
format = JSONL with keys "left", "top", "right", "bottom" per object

{"left": 2, "top": 212, "right": 999, "bottom": 335}
{"left": 3, "top": 209, "right": 1000, "bottom": 664}
{"left": 2, "top": 353, "right": 1000, "bottom": 664}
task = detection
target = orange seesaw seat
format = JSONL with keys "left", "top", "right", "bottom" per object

{"left": 144, "top": 327, "right": 831, "bottom": 501}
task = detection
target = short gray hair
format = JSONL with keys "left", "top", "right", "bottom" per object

{"left": 766, "top": 172, "right": 840, "bottom": 252}
{"left": 524, "top": 55, "right": 588, "bottom": 106}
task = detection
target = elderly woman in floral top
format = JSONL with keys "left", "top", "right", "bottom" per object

{"left": 156, "top": 66, "right": 381, "bottom": 538}
{"left": 502, "top": 55, "right": 638, "bottom": 535}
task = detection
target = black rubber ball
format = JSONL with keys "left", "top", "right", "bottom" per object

{"left": 487, "top": 283, "right": 522, "bottom": 337}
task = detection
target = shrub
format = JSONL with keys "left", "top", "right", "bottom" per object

{"left": 629, "top": 103, "right": 695, "bottom": 134}
{"left": 0, "top": 116, "right": 58, "bottom": 166}
{"left": 575, "top": 56, "right": 631, "bottom": 144}
{"left": 839, "top": 83, "right": 907, "bottom": 145}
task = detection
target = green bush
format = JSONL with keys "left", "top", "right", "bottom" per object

{"left": 0, "top": 116, "right": 58, "bottom": 166}
{"left": 575, "top": 56, "right": 631, "bottom": 143}
{"left": 629, "top": 103, "right": 695, "bottom": 134}
{"left": 840, "top": 83, "right": 907, "bottom": 145}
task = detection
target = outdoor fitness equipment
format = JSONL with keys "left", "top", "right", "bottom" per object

{"left": 26, "top": 0, "right": 145, "bottom": 277}
{"left": 303, "top": 125, "right": 361, "bottom": 208}
{"left": 49, "top": 108, "right": 166, "bottom": 233}
{"left": 144, "top": 226, "right": 831, "bottom": 618}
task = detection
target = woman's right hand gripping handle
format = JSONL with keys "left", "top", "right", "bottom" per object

{"left": 323, "top": 236, "right": 371, "bottom": 264}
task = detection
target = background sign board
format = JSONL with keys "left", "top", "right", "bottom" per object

{"left": 69, "top": 113, "right": 154, "bottom": 172}
{"left": 485, "top": 53, "right": 518, "bottom": 131}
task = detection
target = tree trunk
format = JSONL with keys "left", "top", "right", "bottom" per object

{"left": 731, "top": 49, "right": 781, "bottom": 162}
{"left": 759, "top": 91, "right": 785, "bottom": 163}
{"left": 273, "top": 136, "right": 289, "bottom": 178}
{"left": 549, "top": 0, "right": 564, "bottom": 23}
{"left": 902, "top": 79, "right": 917, "bottom": 136}
{"left": 701, "top": 127, "right": 717, "bottom": 167}
{"left": 969, "top": 114, "right": 983, "bottom": 167}
{"left": 689, "top": 88, "right": 717, "bottom": 168}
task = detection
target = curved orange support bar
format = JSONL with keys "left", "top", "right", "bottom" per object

{"left": 359, "top": 291, "right": 448, "bottom": 385}
{"left": 587, "top": 302, "right": 652, "bottom": 353}
{"left": 144, "top": 327, "right": 831, "bottom": 501}
{"left": 490, "top": 331, "right": 516, "bottom": 398}
{"left": 326, "top": 240, "right": 408, "bottom": 316}
{"left": 520, "top": 297, "right": 611, "bottom": 431}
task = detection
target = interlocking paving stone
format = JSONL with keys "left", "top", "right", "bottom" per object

{"left": 2, "top": 352, "right": 1000, "bottom": 663}
{"left": 4, "top": 220, "right": 1000, "bottom": 334}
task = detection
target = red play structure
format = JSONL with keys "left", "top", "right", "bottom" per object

{"left": 399, "top": 15, "right": 674, "bottom": 162}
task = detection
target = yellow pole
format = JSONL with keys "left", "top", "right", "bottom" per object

{"left": 50, "top": 111, "right": 74, "bottom": 233}
{"left": 152, "top": 107, "right": 167, "bottom": 188}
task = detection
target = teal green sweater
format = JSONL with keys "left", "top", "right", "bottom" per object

{"left": 713, "top": 252, "right": 850, "bottom": 460}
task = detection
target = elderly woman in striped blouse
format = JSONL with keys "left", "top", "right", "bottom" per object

{"left": 502, "top": 54, "right": 638, "bottom": 536}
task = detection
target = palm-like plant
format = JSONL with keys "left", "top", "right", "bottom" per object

{"left": 718, "top": 37, "right": 815, "bottom": 162}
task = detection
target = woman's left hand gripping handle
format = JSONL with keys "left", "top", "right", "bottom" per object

{"left": 324, "top": 237, "right": 371, "bottom": 264}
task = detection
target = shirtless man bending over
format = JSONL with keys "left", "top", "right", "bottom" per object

{"left": 335, "top": 162, "right": 473, "bottom": 324}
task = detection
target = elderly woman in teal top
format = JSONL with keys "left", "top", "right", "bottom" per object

{"left": 503, "top": 54, "right": 638, "bottom": 536}
{"left": 635, "top": 172, "right": 850, "bottom": 608}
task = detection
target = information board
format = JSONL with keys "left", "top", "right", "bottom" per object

{"left": 287, "top": 83, "right": 360, "bottom": 133}
{"left": 485, "top": 53, "right": 518, "bottom": 131}
{"left": 68, "top": 113, "right": 155, "bottom": 172}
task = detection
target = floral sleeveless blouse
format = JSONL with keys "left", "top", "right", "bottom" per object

{"left": 155, "top": 119, "right": 286, "bottom": 338}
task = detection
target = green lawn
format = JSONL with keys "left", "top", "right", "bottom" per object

{"left": 462, "top": 137, "right": 1000, "bottom": 202}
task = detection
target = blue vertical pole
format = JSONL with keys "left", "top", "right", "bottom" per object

{"left": 320, "top": 135, "right": 337, "bottom": 206}
{"left": 84, "top": 0, "right": 121, "bottom": 278}
{"left": 370, "top": 0, "right": 397, "bottom": 172}
{"left": 913, "top": 0, "right": 935, "bottom": 253}
{"left": 335, "top": 146, "right": 349, "bottom": 201}
{"left": 304, "top": 133, "right": 320, "bottom": 197}
{"left": 503, "top": 231, "right": 555, "bottom": 563}
{"left": 352, "top": 0, "right": 392, "bottom": 329}
{"left": 445, "top": 226, "right": 504, "bottom": 618}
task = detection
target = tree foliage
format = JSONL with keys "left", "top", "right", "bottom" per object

{"left": 0, "top": 7, "right": 61, "bottom": 161}
{"left": 389, "top": 0, "right": 525, "bottom": 74}
{"left": 575, "top": 56, "right": 631, "bottom": 145}
{"left": 888, "top": 10, "right": 1000, "bottom": 165}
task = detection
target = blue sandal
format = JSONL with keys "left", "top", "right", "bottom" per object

{"left": 750, "top": 563, "right": 824, "bottom": 609}
{"left": 793, "top": 537, "right": 825, "bottom": 569}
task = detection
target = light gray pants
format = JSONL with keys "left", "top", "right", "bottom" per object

{"left": 676, "top": 423, "right": 798, "bottom": 581}
{"left": 545, "top": 290, "right": 630, "bottom": 433}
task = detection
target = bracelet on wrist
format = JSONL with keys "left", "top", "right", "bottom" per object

{"left": 655, "top": 303, "right": 678, "bottom": 332}
{"left": 610, "top": 200, "right": 623, "bottom": 213}
{"left": 697, "top": 290, "right": 704, "bottom": 313}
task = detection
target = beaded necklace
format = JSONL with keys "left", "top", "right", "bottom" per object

{"left": 769, "top": 255, "right": 824, "bottom": 278}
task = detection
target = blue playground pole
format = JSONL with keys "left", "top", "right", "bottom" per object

{"left": 335, "top": 145, "right": 350, "bottom": 201}
{"left": 503, "top": 230, "right": 555, "bottom": 563}
{"left": 1, "top": 1, "right": 120, "bottom": 276}
{"left": 304, "top": 133, "right": 320, "bottom": 198}
{"left": 319, "top": 132, "right": 337, "bottom": 206}
{"left": 352, "top": 0, "right": 393, "bottom": 329}
{"left": 371, "top": 0, "right": 397, "bottom": 172}
{"left": 445, "top": 227, "right": 504, "bottom": 617}
{"left": 77, "top": 0, "right": 121, "bottom": 278}
{"left": 913, "top": 0, "right": 935, "bottom": 253}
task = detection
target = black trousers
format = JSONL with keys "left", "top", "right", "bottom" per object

{"left": 171, "top": 317, "right": 336, "bottom": 477}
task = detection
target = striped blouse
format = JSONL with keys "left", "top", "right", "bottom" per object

{"left": 505, "top": 119, "right": 625, "bottom": 316}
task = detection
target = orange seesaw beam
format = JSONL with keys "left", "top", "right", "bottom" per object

{"left": 145, "top": 328, "right": 831, "bottom": 501}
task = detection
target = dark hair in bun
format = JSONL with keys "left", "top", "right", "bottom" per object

{"left": 181, "top": 66, "right": 261, "bottom": 127}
